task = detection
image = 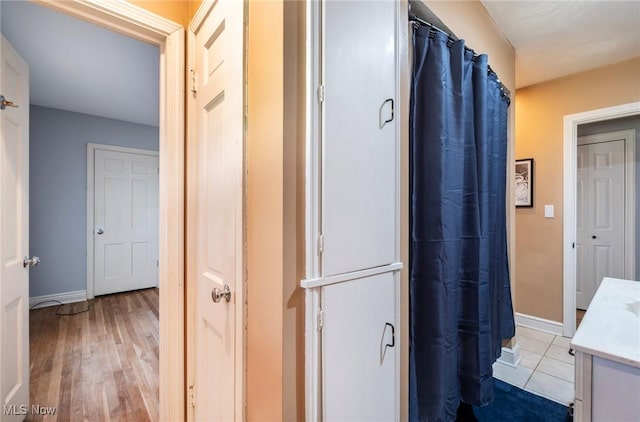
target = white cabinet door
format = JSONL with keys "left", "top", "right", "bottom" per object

{"left": 321, "top": 273, "right": 398, "bottom": 421}
{"left": 322, "top": 0, "right": 397, "bottom": 276}
{"left": 0, "top": 34, "right": 30, "bottom": 421}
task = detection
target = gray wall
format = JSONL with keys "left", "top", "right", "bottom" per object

{"left": 578, "top": 115, "right": 640, "bottom": 280}
{"left": 29, "top": 105, "right": 159, "bottom": 297}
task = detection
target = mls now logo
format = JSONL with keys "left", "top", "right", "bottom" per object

{"left": 31, "top": 405, "right": 57, "bottom": 415}
{"left": 3, "top": 405, "right": 28, "bottom": 416}
{"left": 4, "top": 404, "right": 56, "bottom": 416}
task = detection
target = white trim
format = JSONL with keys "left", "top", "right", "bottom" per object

{"left": 304, "top": 1, "right": 322, "bottom": 420}
{"left": 86, "top": 143, "right": 159, "bottom": 300}
{"left": 304, "top": 288, "right": 322, "bottom": 421}
{"left": 29, "top": 290, "right": 87, "bottom": 309}
{"left": 497, "top": 344, "right": 522, "bottom": 368}
{"left": 38, "top": 2, "right": 185, "bottom": 420}
{"left": 563, "top": 102, "right": 640, "bottom": 337}
{"left": 515, "top": 312, "right": 564, "bottom": 336}
{"left": 188, "top": 0, "right": 214, "bottom": 33}
{"left": 301, "top": 263, "right": 404, "bottom": 289}
{"left": 305, "top": 0, "right": 322, "bottom": 282}
{"left": 35, "top": 0, "right": 179, "bottom": 44}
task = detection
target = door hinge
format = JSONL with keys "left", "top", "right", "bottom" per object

{"left": 317, "top": 84, "right": 325, "bottom": 104}
{"left": 190, "top": 69, "right": 197, "bottom": 94}
{"left": 188, "top": 384, "right": 196, "bottom": 408}
{"left": 317, "top": 234, "right": 324, "bottom": 256}
{"left": 317, "top": 307, "right": 323, "bottom": 331}
{"left": 156, "top": 260, "right": 159, "bottom": 267}
{"left": 572, "top": 242, "right": 575, "bottom": 249}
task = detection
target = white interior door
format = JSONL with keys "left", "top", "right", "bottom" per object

{"left": 190, "top": 0, "right": 244, "bottom": 419}
{"left": 576, "top": 140, "right": 625, "bottom": 309}
{"left": 322, "top": 273, "right": 398, "bottom": 421}
{"left": 93, "top": 148, "right": 159, "bottom": 296}
{"left": 322, "top": 0, "right": 397, "bottom": 276}
{"left": 0, "top": 35, "right": 30, "bottom": 420}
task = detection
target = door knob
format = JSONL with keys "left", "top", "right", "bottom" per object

{"left": 96, "top": 228, "right": 104, "bottom": 235}
{"left": 592, "top": 235, "right": 597, "bottom": 239}
{"left": 212, "top": 284, "right": 231, "bottom": 303}
{"left": 23, "top": 256, "right": 40, "bottom": 268}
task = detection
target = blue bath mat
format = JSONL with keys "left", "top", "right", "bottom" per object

{"left": 473, "top": 379, "right": 571, "bottom": 421}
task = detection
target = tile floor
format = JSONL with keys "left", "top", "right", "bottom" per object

{"left": 493, "top": 325, "right": 575, "bottom": 406}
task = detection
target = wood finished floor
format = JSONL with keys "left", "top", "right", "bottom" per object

{"left": 28, "top": 288, "right": 159, "bottom": 422}
{"left": 576, "top": 309, "right": 586, "bottom": 329}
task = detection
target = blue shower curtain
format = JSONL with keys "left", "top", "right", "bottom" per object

{"left": 409, "top": 26, "right": 515, "bottom": 421}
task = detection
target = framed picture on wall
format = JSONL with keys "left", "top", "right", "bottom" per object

{"left": 515, "top": 158, "right": 534, "bottom": 207}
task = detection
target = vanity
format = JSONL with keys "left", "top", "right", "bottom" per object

{"left": 571, "top": 277, "right": 640, "bottom": 421}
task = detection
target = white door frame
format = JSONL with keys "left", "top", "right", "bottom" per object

{"left": 562, "top": 101, "right": 639, "bottom": 337}
{"left": 86, "top": 143, "right": 160, "bottom": 299}
{"left": 33, "top": 1, "right": 185, "bottom": 419}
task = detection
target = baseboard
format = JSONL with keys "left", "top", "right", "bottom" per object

{"left": 515, "top": 312, "right": 564, "bottom": 336}
{"left": 29, "top": 290, "right": 87, "bottom": 309}
{"left": 497, "top": 343, "right": 522, "bottom": 368}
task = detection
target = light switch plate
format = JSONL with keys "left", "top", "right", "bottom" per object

{"left": 544, "top": 205, "right": 554, "bottom": 218}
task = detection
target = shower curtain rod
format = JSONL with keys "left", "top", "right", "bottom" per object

{"left": 409, "top": 14, "right": 511, "bottom": 99}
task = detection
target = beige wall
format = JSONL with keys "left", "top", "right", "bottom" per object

{"left": 515, "top": 57, "right": 640, "bottom": 322}
{"left": 246, "top": 2, "right": 284, "bottom": 419}
{"left": 130, "top": 0, "right": 189, "bottom": 27}
{"left": 246, "top": 1, "right": 305, "bottom": 420}
{"left": 130, "top": 0, "right": 201, "bottom": 28}
{"left": 188, "top": 0, "right": 202, "bottom": 22}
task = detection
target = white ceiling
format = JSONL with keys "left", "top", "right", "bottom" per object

{"left": 0, "top": 1, "right": 159, "bottom": 127}
{"left": 481, "top": 0, "right": 640, "bottom": 88}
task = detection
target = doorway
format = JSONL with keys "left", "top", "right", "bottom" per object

{"left": 575, "top": 130, "right": 635, "bottom": 310}
{"left": 87, "top": 144, "right": 160, "bottom": 298}
{"left": 0, "top": 0, "right": 184, "bottom": 418}
{"left": 562, "top": 102, "right": 639, "bottom": 337}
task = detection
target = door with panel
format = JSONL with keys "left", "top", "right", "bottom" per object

{"left": 189, "top": 0, "right": 244, "bottom": 420}
{"left": 93, "top": 148, "right": 159, "bottom": 296}
{"left": 0, "top": 35, "right": 30, "bottom": 421}
{"left": 322, "top": 273, "right": 398, "bottom": 421}
{"left": 322, "top": 0, "right": 397, "bottom": 276}
{"left": 576, "top": 140, "right": 625, "bottom": 309}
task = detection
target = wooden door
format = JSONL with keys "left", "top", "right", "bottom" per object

{"left": 189, "top": 0, "right": 244, "bottom": 419}
{"left": 0, "top": 35, "right": 30, "bottom": 421}
{"left": 576, "top": 140, "right": 625, "bottom": 309}
{"left": 321, "top": 0, "right": 397, "bottom": 276}
{"left": 93, "top": 148, "right": 159, "bottom": 296}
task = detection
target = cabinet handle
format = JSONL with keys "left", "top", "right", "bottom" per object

{"left": 380, "top": 98, "right": 394, "bottom": 128}
{"left": 384, "top": 322, "right": 395, "bottom": 348}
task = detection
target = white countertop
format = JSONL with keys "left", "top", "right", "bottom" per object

{"left": 571, "top": 277, "right": 640, "bottom": 368}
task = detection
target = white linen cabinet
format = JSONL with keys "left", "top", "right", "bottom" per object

{"left": 301, "top": 0, "right": 403, "bottom": 420}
